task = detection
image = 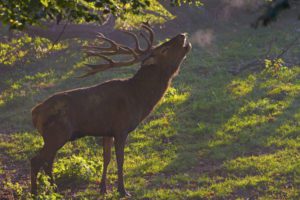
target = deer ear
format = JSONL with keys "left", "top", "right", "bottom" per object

{"left": 142, "top": 57, "right": 156, "bottom": 66}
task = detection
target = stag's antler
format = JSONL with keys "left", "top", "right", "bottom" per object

{"left": 79, "top": 23, "right": 154, "bottom": 78}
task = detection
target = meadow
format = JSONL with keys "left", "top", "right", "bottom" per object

{"left": 0, "top": 22, "right": 299, "bottom": 199}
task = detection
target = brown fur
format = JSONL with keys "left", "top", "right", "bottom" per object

{"left": 30, "top": 33, "right": 191, "bottom": 196}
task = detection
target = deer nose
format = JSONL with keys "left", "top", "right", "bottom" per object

{"left": 178, "top": 33, "right": 187, "bottom": 38}
{"left": 177, "top": 33, "right": 188, "bottom": 46}
{"left": 177, "top": 33, "right": 188, "bottom": 42}
{"left": 180, "top": 33, "right": 188, "bottom": 37}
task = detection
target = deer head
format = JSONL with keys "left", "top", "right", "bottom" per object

{"left": 141, "top": 32, "right": 191, "bottom": 76}
{"left": 80, "top": 23, "right": 191, "bottom": 77}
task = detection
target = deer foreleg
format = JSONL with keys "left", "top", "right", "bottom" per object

{"left": 100, "top": 137, "right": 114, "bottom": 194}
{"left": 43, "top": 153, "right": 56, "bottom": 186}
{"left": 31, "top": 120, "right": 71, "bottom": 195}
{"left": 115, "top": 135, "right": 130, "bottom": 197}
{"left": 30, "top": 148, "right": 45, "bottom": 195}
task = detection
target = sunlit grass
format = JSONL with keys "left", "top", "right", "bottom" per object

{"left": 0, "top": 132, "right": 43, "bottom": 161}
{"left": 0, "top": 25, "right": 300, "bottom": 199}
{"left": 0, "top": 34, "right": 68, "bottom": 66}
{"left": 227, "top": 75, "right": 256, "bottom": 98}
{"left": 0, "top": 71, "right": 54, "bottom": 107}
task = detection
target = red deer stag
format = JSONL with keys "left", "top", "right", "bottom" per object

{"left": 30, "top": 23, "right": 191, "bottom": 197}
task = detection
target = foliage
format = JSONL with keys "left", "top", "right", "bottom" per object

{"left": 0, "top": 0, "right": 202, "bottom": 29}
{"left": 116, "top": 0, "right": 175, "bottom": 28}
{"left": 3, "top": 175, "right": 62, "bottom": 200}
{"left": 3, "top": 180, "right": 24, "bottom": 198}
{"left": 53, "top": 155, "right": 101, "bottom": 183}
{"left": 263, "top": 58, "right": 293, "bottom": 79}
{"left": 35, "top": 174, "right": 63, "bottom": 199}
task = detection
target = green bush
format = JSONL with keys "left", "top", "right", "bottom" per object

{"left": 54, "top": 155, "right": 101, "bottom": 183}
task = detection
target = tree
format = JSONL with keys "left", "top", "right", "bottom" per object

{"left": 0, "top": 0, "right": 202, "bottom": 30}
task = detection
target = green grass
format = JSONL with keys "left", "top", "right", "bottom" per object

{"left": 0, "top": 26, "right": 299, "bottom": 199}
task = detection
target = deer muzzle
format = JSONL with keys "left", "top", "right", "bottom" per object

{"left": 178, "top": 33, "right": 192, "bottom": 51}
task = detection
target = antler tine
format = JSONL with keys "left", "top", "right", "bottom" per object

{"left": 79, "top": 59, "right": 139, "bottom": 78}
{"left": 79, "top": 23, "right": 156, "bottom": 78}
{"left": 137, "top": 23, "right": 154, "bottom": 52}
{"left": 85, "top": 47, "right": 132, "bottom": 56}
{"left": 121, "top": 46, "right": 138, "bottom": 58}
{"left": 140, "top": 32, "right": 151, "bottom": 52}
{"left": 95, "top": 33, "right": 119, "bottom": 51}
{"left": 96, "top": 32, "right": 105, "bottom": 37}
{"left": 89, "top": 54, "right": 114, "bottom": 64}
{"left": 121, "top": 30, "right": 144, "bottom": 54}
{"left": 78, "top": 57, "right": 116, "bottom": 78}
{"left": 141, "top": 23, "right": 154, "bottom": 45}
{"left": 77, "top": 67, "right": 108, "bottom": 78}
{"left": 82, "top": 33, "right": 118, "bottom": 52}
{"left": 79, "top": 49, "right": 140, "bottom": 78}
{"left": 84, "top": 32, "right": 134, "bottom": 56}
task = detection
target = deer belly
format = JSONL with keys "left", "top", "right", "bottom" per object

{"left": 75, "top": 119, "right": 114, "bottom": 137}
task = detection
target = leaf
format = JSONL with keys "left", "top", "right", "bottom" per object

{"left": 40, "top": 0, "right": 49, "bottom": 7}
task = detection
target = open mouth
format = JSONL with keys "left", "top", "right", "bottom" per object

{"left": 183, "top": 37, "right": 192, "bottom": 51}
{"left": 182, "top": 34, "right": 191, "bottom": 51}
{"left": 182, "top": 33, "right": 189, "bottom": 47}
{"left": 183, "top": 36, "right": 187, "bottom": 47}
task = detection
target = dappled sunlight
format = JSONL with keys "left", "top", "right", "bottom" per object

{"left": 188, "top": 175, "right": 272, "bottom": 199}
{"left": 227, "top": 74, "right": 256, "bottom": 98}
{"left": 1, "top": 19, "right": 300, "bottom": 199}
{"left": 139, "top": 53, "right": 300, "bottom": 199}
{"left": 182, "top": 63, "right": 300, "bottom": 199}
{"left": 220, "top": 149, "right": 299, "bottom": 198}
{"left": 0, "top": 34, "right": 68, "bottom": 66}
{"left": 0, "top": 131, "right": 43, "bottom": 161}
{"left": 0, "top": 71, "right": 55, "bottom": 107}
{"left": 0, "top": 38, "right": 87, "bottom": 133}
{"left": 127, "top": 87, "right": 190, "bottom": 177}
{"left": 212, "top": 97, "right": 291, "bottom": 138}
{"left": 54, "top": 155, "right": 102, "bottom": 184}
{"left": 185, "top": 149, "right": 299, "bottom": 199}
{"left": 161, "top": 87, "right": 190, "bottom": 105}
{"left": 267, "top": 106, "right": 300, "bottom": 148}
{"left": 223, "top": 149, "right": 299, "bottom": 176}
{"left": 208, "top": 61, "right": 300, "bottom": 160}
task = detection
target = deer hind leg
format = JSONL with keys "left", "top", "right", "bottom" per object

{"left": 31, "top": 121, "right": 72, "bottom": 195}
{"left": 114, "top": 135, "right": 131, "bottom": 197}
{"left": 31, "top": 142, "right": 64, "bottom": 194}
{"left": 100, "top": 137, "right": 114, "bottom": 194}
{"left": 31, "top": 141, "right": 67, "bottom": 194}
{"left": 43, "top": 150, "right": 57, "bottom": 186}
{"left": 31, "top": 146, "right": 46, "bottom": 195}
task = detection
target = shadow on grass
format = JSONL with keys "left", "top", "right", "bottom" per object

{"left": 148, "top": 63, "right": 300, "bottom": 198}
{"left": 0, "top": 36, "right": 140, "bottom": 134}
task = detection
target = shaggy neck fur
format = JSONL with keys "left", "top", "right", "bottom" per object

{"left": 129, "top": 64, "right": 180, "bottom": 118}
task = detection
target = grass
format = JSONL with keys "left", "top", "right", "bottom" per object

{"left": 0, "top": 25, "right": 299, "bottom": 199}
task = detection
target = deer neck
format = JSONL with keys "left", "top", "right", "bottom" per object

{"left": 129, "top": 64, "right": 173, "bottom": 112}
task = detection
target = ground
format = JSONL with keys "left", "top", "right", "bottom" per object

{"left": 0, "top": 4, "right": 300, "bottom": 200}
